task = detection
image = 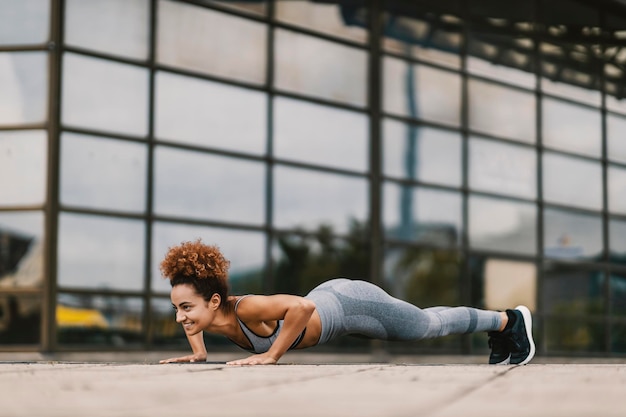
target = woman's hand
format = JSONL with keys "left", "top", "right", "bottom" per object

{"left": 226, "top": 354, "right": 278, "bottom": 366}
{"left": 159, "top": 352, "right": 207, "bottom": 364}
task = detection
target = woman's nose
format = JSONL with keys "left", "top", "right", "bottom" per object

{"left": 175, "top": 311, "right": 185, "bottom": 323}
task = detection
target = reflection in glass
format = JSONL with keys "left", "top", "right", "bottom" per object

{"left": 472, "top": 257, "right": 536, "bottom": 312}
{"left": 153, "top": 147, "right": 265, "bottom": 225}
{"left": 384, "top": 57, "right": 461, "bottom": 126}
{"left": 274, "top": 97, "right": 368, "bottom": 171}
{"left": 0, "top": 211, "right": 43, "bottom": 288}
{"left": 384, "top": 183, "right": 462, "bottom": 246}
{"left": 0, "top": 52, "right": 48, "bottom": 125}
{"left": 275, "top": 0, "right": 367, "bottom": 43}
{"left": 151, "top": 221, "right": 265, "bottom": 294}
{"left": 543, "top": 152, "right": 602, "bottom": 211}
{"left": 469, "top": 137, "right": 536, "bottom": 199}
{"left": 60, "top": 133, "right": 147, "bottom": 212}
{"left": 609, "top": 166, "right": 626, "bottom": 215}
{"left": 157, "top": 0, "right": 266, "bottom": 85}
{"left": 57, "top": 293, "right": 143, "bottom": 347}
{"left": 203, "top": 1, "right": 267, "bottom": 16}
{"left": 467, "top": 36, "right": 535, "bottom": 88}
{"left": 65, "top": 0, "right": 149, "bottom": 60}
{"left": 543, "top": 263, "right": 604, "bottom": 317}
{"left": 0, "top": 0, "right": 50, "bottom": 45}
{"left": 543, "top": 208, "right": 602, "bottom": 260}
{"left": 0, "top": 293, "right": 41, "bottom": 344}
{"left": 57, "top": 213, "right": 145, "bottom": 291}
{"left": 545, "top": 318, "right": 605, "bottom": 353}
{"left": 542, "top": 98, "right": 601, "bottom": 157}
{"left": 541, "top": 79, "right": 602, "bottom": 107}
{"left": 62, "top": 53, "right": 149, "bottom": 137}
{"left": 469, "top": 196, "right": 536, "bottom": 255}
{"left": 610, "top": 272, "right": 626, "bottom": 316}
{"left": 383, "top": 119, "right": 461, "bottom": 187}
{"left": 0, "top": 130, "right": 47, "bottom": 206}
{"left": 155, "top": 71, "right": 266, "bottom": 154}
{"left": 273, "top": 166, "right": 367, "bottom": 235}
{"left": 609, "top": 219, "right": 626, "bottom": 257}
{"left": 275, "top": 29, "right": 366, "bottom": 107}
{"left": 468, "top": 79, "right": 535, "bottom": 143}
{"left": 607, "top": 114, "right": 626, "bottom": 164}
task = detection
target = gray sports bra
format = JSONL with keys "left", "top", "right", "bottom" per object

{"left": 230, "top": 295, "right": 306, "bottom": 354}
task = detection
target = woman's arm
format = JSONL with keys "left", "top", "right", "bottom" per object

{"left": 226, "top": 295, "right": 316, "bottom": 366}
{"left": 159, "top": 331, "right": 207, "bottom": 364}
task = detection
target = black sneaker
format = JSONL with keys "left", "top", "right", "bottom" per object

{"left": 507, "top": 305, "right": 535, "bottom": 365}
{"left": 488, "top": 330, "right": 511, "bottom": 365}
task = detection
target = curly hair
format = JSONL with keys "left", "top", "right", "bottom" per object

{"left": 160, "top": 239, "right": 231, "bottom": 310}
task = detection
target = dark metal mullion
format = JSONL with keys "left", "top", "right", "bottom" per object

{"left": 264, "top": 0, "right": 276, "bottom": 295}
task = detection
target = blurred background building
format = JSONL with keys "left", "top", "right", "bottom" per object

{"left": 1, "top": 0, "right": 626, "bottom": 358}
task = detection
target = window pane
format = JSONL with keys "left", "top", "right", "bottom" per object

{"left": 607, "top": 114, "right": 626, "bottom": 164}
{"left": 384, "top": 183, "right": 462, "bottom": 246}
{"left": 467, "top": 35, "right": 535, "bottom": 88}
{"left": 0, "top": 293, "right": 42, "bottom": 345}
{"left": 543, "top": 208, "right": 602, "bottom": 260}
{"left": 157, "top": 0, "right": 266, "bottom": 85}
{"left": 275, "top": 0, "right": 367, "bottom": 43}
{"left": 384, "top": 57, "right": 461, "bottom": 126}
{"left": 478, "top": 258, "right": 537, "bottom": 312}
{"left": 274, "top": 166, "right": 367, "bottom": 234}
{"left": 151, "top": 222, "right": 265, "bottom": 294}
{"left": 0, "top": 52, "right": 48, "bottom": 125}
{"left": 60, "top": 133, "right": 147, "bottom": 212}
{"left": 0, "top": 0, "right": 49, "bottom": 45}
{"left": 154, "top": 147, "right": 265, "bottom": 225}
{"left": 542, "top": 98, "right": 601, "bottom": 158}
{"left": 0, "top": 211, "right": 44, "bottom": 288}
{"left": 275, "top": 29, "right": 366, "bottom": 107}
{"left": 469, "top": 137, "right": 536, "bottom": 199}
{"left": 155, "top": 71, "right": 266, "bottom": 155}
{"left": 543, "top": 152, "right": 602, "bottom": 211}
{"left": 62, "top": 53, "right": 149, "bottom": 137}
{"left": 468, "top": 79, "right": 536, "bottom": 143}
{"left": 57, "top": 293, "right": 143, "bottom": 347}
{"left": 57, "top": 213, "right": 145, "bottom": 291}
{"left": 65, "top": 0, "right": 149, "bottom": 60}
{"left": 545, "top": 318, "right": 605, "bottom": 353}
{"left": 274, "top": 97, "right": 368, "bottom": 171}
{"left": 469, "top": 196, "right": 536, "bottom": 255}
{"left": 203, "top": 1, "right": 267, "bottom": 16}
{"left": 383, "top": 119, "right": 461, "bottom": 187}
{"left": 541, "top": 78, "right": 602, "bottom": 107}
{"left": 543, "top": 263, "right": 605, "bottom": 316}
{"left": 0, "top": 130, "right": 47, "bottom": 206}
{"left": 611, "top": 272, "right": 626, "bottom": 316}
{"left": 609, "top": 218, "right": 626, "bottom": 257}
{"left": 609, "top": 165, "right": 626, "bottom": 215}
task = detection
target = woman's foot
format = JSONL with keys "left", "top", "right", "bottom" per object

{"left": 488, "top": 306, "right": 535, "bottom": 365}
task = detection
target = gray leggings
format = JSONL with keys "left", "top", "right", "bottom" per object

{"left": 305, "top": 279, "right": 503, "bottom": 345}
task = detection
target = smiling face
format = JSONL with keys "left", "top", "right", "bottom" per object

{"left": 170, "top": 284, "right": 220, "bottom": 335}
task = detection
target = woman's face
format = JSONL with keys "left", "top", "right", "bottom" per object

{"left": 170, "top": 284, "right": 216, "bottom": 335}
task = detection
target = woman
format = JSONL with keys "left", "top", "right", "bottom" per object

{"left": 159, "top": 239, "right": 535, "bottom": 366}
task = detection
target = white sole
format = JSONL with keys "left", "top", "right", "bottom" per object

{"left": 514, "top": 305, "right": 535, "bottom": 365}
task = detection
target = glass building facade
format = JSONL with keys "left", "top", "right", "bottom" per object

{"left": 2, "top": 0, "right": 626, "bottom": 357}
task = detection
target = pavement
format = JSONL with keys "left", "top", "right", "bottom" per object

{"left": 1, "top": 351, "right": 626, "bottom": 417}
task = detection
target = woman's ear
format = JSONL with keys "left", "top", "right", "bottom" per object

{"left": 209, "top": 293, "right": 221, "bottom": 311}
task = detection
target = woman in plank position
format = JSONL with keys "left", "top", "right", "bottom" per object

{"left": 159, "top": 239, "right": 534, "bottom": 366}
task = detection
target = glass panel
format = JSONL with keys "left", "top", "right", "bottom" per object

{"left": 542, "top": 98, "right": 601, "bottom": 157}
{"left": 155, "top": 71, "right": 266, "bottom": 155}
{"left": 541, "top": 79, "right": 602, "bottom": 107}
{"left": 468, "top": 79, "right": 536, "bottom": 143}
{"left": 609, "top": 218, "right": 626, "bottom": 258}
{"left": 607, "top": 113, "right": 626, "bottom": 164}
{"left": 609, "top": 165, "right": 626, "bottom": 215}
{"left": 62, "top": 53, "right": 149, "bottom": 137}
{"left": 542, "top": 152, "right": 602, "bottom": 211}
{"left": 0, "top": 130, "right": 47, "bottom": 206}
{"left": 383, "top": 57, "right": 461, "bottom": 126}
{"left": 153, "top": 147, "right": 265, "bottom": 225}
{"left": 275, "top": 0, "right": 367, "bottom": 43}
{"left": 383, "top": 183, "right": 462, "bottom": 246}
{"left": 469, "top": 196, "right": 536, "bottom": 255}
{"left": 612, "top": 323, "right": 626, "bottom": 353}
{"left": 0, "top": 211, "right": 44, "bottom": 288}
{"left": 543, "top": 263, "right": 605, "bottom": 316}
{"left": 274, "top": 97, "right": 368, "bottom": 171}
{"left": 157, "top": 0, "right": 266, "bottom": 85}
{"left": 469, "top": 137, "right": 536, "bottom": 199}
{"left": 151, "top": 222, "right": 265, "bottom": 294}
{"left": 273, "top": 166, "right": 367, "bottom": 234}
{"left": 545, "top": 318, "right": 605, "bottom": 354}
{"left": 0, "top": 52, "right": 48, "bottom": 125}
{"left": 383, "top": 119, "right": 461, "bottom": 187}
{"left": 57, "top": 293, "right": 143, "bottom": 347}
{"left": 203, "top": 1, "right": 267, "bottom": 16}
{"left": 57, "top": 213, "right": 145, "bottom": 291}
{"left": 65, "top": 0, "right": 149, "bottom": 60}
{"left": 275, "top": 29, "right": 366, "bottom": 107}
{"left": 606, "top": 96, "right": 626, "bottom": 116}
{"left": 610, "top": 272, "right": 626, "bottom": 316}
{"left": 0, "top": 293, "right": 41, "bottom": 344}
{"left": 0, "top": 0, "right": 50, "bottom": 45}
{"left": 543, "top": 208, "right": 602, "bottom": 260}
{"left": 60, "top": 133, "right": 147, "bottom": 212}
